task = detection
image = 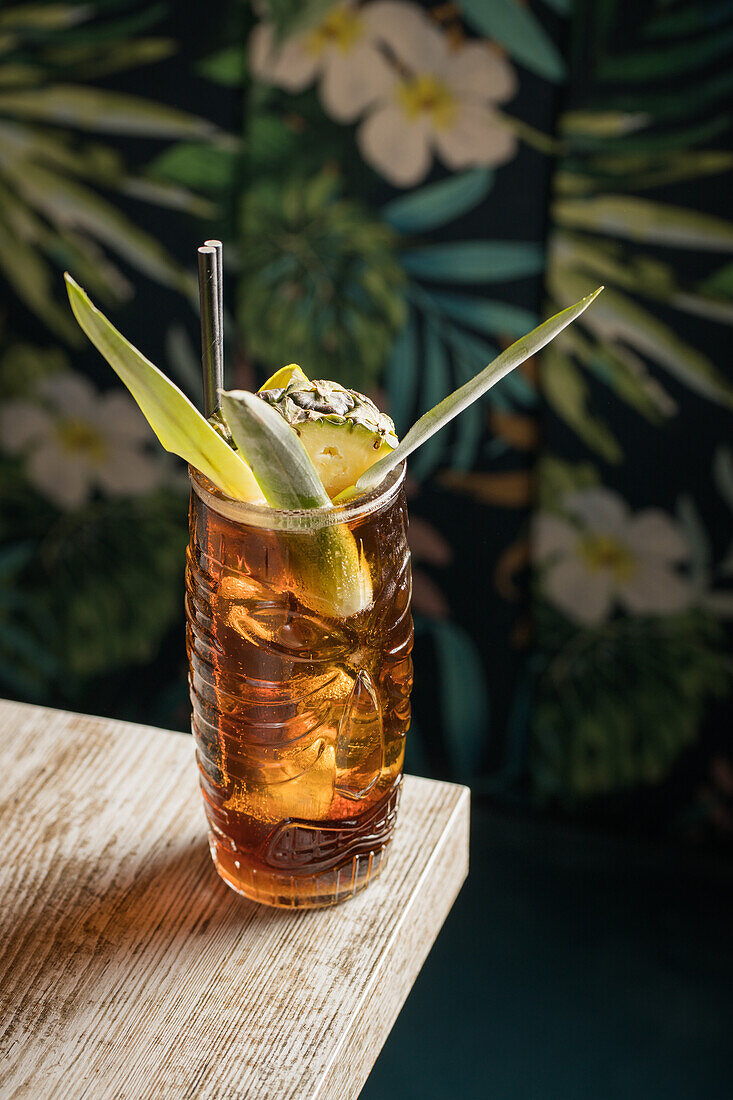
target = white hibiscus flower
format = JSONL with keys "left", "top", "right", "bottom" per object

{"left": 533, "top": 487, "right": 693, "bottom": 626}
{"left": 0, "top": 372, "right": 167, "bottom": 510}
{"left": 358, "top": 1, "right": 518, "bottom": 186}
{"left": 248, "top": 1, "right": 394, "bottom": 123}
{"left": 249, "top": 0, "right": 518, "bottom": 188}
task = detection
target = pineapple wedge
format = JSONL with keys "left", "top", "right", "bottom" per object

{"left": 258, "top": 372, "right": 397, "bottom": 499}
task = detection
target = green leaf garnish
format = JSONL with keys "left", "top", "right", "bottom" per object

{"left": 220, "top": 389, "right": 372, "bottom": 618}
{"left": 355, "top": 287, "right": 604, "bottom": 496}
{"left": 220, "top": 389, "right": 330, "bottom": 510}
{"left": 64, "top": 274, "right": 263, "bottom": 502}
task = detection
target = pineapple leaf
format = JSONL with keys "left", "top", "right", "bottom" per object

{"left": 220, "top": 389, "right": 329, "bottom": 510}
{"left": 219, "top": 388, "right": 373, "bottom": 618}
{"left": 64, "top": 274, "right": 263, "bottom": 501}
{"left": 258, "top": 363, "right": 310, "bottom": 392}
{"left": 355, "top": 287, "right": 604, "bottom": 495}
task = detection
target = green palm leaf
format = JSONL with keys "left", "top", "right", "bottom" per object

{"left": 598, "top": 23, "right": 733, "bottom": 80}
{"left": 0, "top": 1, "right": 221, "bottom": 339}
{"left": 555, "top": 195, "right": 733, "bottom": 251}
{"left": 557, "top": 322, "right": 672, "bottom": 421}
{"left": 461, "top": 0, "right": 565, "bottom": 82}
{"left": 43, "top": 38, "right": 175, "bottom": 80}
{"left": 0, "top": 194, "right": 81, "bottom": 342}
{"left": 422, "top": 291, "right": 538, "bottom": 340}
{"left": 602, "top": 70, "right": 733, "bottom": 122}
{"left": 0, "top": 4, "right": 87, "bottom": 31}
{"left": 541, "top": 343, "right": 622, "bottom": 463}
{"left": 382, "top": 169, "right": 495, "bottom": 234}
{"left": 555, "top": 234, "right": 733, "bottom": 325}
{"left": 558, "top": 152, "right": 733, "bottom": 194}
{"left": 7, "top": 162, "right": 191, "bottom": 292}
{"left": 401, "top": 241, "right": 545, "bottom": 283}
{"left": 550, "top": 268, "right": 733, "bottom": 409}
{"left": 409, "top": 323, "right": 451, "bottom": 482}
{"left": 385, "top": 313, "right": 419, "bottom": 436}
{"left": 542, "top": 1, "right": 733, "bottom": 457}
{"left": 0, "top": 85, "right": 215, "bottom": 137}
{"left": 644, "top": 2, "right": 733, "bottom": 39}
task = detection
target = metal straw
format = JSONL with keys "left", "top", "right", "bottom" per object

{"left": 204, "top": 239, "right": 224, "bottom": 355}
{"left": 197, "top": 244, "right": 222, "bottom": 417}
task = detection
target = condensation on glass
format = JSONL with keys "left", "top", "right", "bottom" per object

{"left": 186, "top": 463, "right": 413, "bottom": 908}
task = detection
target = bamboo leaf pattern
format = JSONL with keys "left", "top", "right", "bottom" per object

{"left": 544, "top": 0, "right": 733, "bottom": 451}
{"left": 0, "top": 0, "right": 218, "bottom": 335}
{"left": 0, "top": 86, "right": 215, "bottom": 136}
{"left": 533, "top": 0, "right": 733, "bottom": 817}
{"left": 555, "top": 195, "right": 733, "bottom": 251}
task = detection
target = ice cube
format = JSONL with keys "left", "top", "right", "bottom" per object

{"left": 225, "top": 737, "right": 336, "bottom": 823}
{"left": 334, "top": 668, "right": 384, "bottom": 800}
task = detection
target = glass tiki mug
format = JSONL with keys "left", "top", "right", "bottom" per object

{"left": 186, "top": 463, "right": 413, "bottom": 908}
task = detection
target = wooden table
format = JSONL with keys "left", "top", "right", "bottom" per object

{"left": 0, "top": 700, "right": 469, "bottom": 1099}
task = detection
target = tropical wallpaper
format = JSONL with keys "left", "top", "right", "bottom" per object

{"left": 1, "top": 0, "right": 731, "bottom": 845}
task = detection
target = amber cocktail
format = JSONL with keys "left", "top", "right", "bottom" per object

{"left": 65, "top": 265, "right": 600, "bottom": 910}
{"left": 186, "top": 463, "right": 412, "bottom": 908}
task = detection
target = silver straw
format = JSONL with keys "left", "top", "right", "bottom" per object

{"left": 204, "top": 238, "right": 224, "bottom": 355}
{"left": 197, "top": 244, "right": 222, "bottom": 418}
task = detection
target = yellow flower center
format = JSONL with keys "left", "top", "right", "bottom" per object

{"left": 579, "top": 534, "right": 636, "bottom": 582}
{"left": 56, "top": 419, "right": 107, "bottom": 463}
{"left": 307, "top": 8, "right": 363, "bottom": 54}
{"left": 397, "top": 75, "right": 456, "bottom": 129}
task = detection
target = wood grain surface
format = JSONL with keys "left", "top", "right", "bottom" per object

{"left": 0, "top": 699, "right": 469, "bottom": 1099}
